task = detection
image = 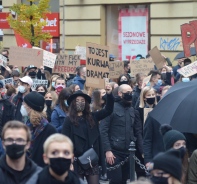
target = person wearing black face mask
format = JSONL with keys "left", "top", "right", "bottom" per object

{"left": 100, "top": 84, "right": 143, "bottom": 183}
{"left": 37, "top": 134, "right": 84, "bottom": 184}
{"left": 25, "top": 65, "right": 38, "bottom": 79}
{"left": 118, "top": 74, "right": 130, "bottom": 86}
{"left": 150, "top": 149, "right": 182, "bottom": 184}
{"left": 36, "top": 85, "right": 47, "bottom": 97}
{"left": 160, "top": 124, "right": 188, "bottom": 184}
{"left": 0, "top": 121, "right": 42, "bottom": 184}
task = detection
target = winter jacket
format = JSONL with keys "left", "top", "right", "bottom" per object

{"left": 12, "top": 92, "right": 23, "bottom": 121}
{"left": 37, "top": 166, "right": 85, "bottom": 184}
{"left": 51, "top": 105, "right": 67, "bottom": 132}
{"left": 100, "top": 97, "right": 143, "bottom": 155}
{"left": 188, "top": 149, "right": 197, "bottom": 184}
{"left": 132, "top": 86, "right": 141, "bottom": 108}
{"left": 143, "top": 115, "right": 164, "bottom": 164}
{"left": 0, "top": 155, "right": 42, "bottom": 184}
{"left": 0, "top": 97, "right": 15, "bottom": 136}
{"left": 62, "top": 93, "right": 114, "bottom": 173}
{"left": 72, "top": 75, "right": 85, "bottom": 90}
{"left": 26, "top": 119, "right": 57, "bottom": 167}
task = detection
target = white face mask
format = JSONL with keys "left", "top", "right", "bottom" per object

{"left": 18, "top": 86, "right": 26, "bottom": 94}
{"left": 20, "top": 105, "right": 28, "bottom": 117}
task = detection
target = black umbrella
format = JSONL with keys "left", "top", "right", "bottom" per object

{"left": 149, "top": 79, "right": 197, "bottom": 134}
{"left": 174, "top": 47, "right": 196, "bottom": 60}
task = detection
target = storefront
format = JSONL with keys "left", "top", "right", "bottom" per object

{"left": 60, "top": 0, "right": 197, "bottom": 64}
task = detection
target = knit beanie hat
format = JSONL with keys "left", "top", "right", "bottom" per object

{"left": 160, "top": 124, "right": 186, "bottom": 150}
{"left": 152, "top": 149, "right": 182, "bottom": 181}
{"left": 24, "top": 91, "right": 45, "bottom": 112}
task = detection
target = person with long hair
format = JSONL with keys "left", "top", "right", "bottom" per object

{"left": 22, "top": 91, "right": 57, "bottom": 167}
{"left": 160, "top": 125, "right": 188, "bottom": 184}
{"left": 44, "top": 91, "right": 58, "bottom": 123}
{"left": 51, "top": 88, "right": 72, "bottom": 132}
{"left": 36, "top": 84, "right": 47, "bottom": 97}
{"left": 48, "top": 74, "right": 60, "bottom": 91}
{"left": 62, "top": 85, "right": 114, "bottom": 184}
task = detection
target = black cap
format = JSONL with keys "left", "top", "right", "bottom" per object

{"left": 27, "top": 65, "right": 37, "bottom": 71}
{"left": 24, "top": 91, "right": 45, "bottom": 112}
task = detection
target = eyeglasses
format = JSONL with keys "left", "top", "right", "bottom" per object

{"left": 3, "top": 138, "right": 27, "bottom": 145}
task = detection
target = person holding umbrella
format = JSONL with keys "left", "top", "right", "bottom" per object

{"left": 160, "top": 124, "right": 188, "bottom": 184}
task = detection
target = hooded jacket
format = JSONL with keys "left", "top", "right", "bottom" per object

{"left": 72, "top": 75, "right": 85, "bottom": 90}
{"left": 0, "top": 155, "right": 42, "bottom": 184}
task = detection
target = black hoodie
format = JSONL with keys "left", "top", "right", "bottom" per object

{"left": 0, "top": 155, "right": 42, "bottom": 184}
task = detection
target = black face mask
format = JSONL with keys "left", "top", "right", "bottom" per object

{"left": 119, "top": 81, "right": 128, "bottom": 85}
{"left": 49, "top": 157, "right": 71, "bottom": 175}
{"left": 151, "top": 176, "right": 168, "bottom": 184}
{"left": 146, "top": 97, "right": 155, "bottom": 105}
{"left": 45, "top": 100, "right": 52, "bottom": 107}
{"left": 102, "top": 94, "right": 107, "bottom": 103}
{"left": 122, "top": 92, "right": 132, "bottom": 102}
{"left": 178, "top": 146, "right": 186, "bottom": 159}
{"left": 5, "top": 144, "right": 26, "bottom": 160}
{"left": 29, "top": 71, "right": 37, "bottom": 78}
{"left": 38, "top": 91, "right": 46, "bottom": 96}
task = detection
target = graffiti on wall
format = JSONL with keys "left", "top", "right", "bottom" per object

{"left": 160, "top": 37, "right": 182, "bottom": 51}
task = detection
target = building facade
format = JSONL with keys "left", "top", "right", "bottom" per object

{"left": 2, "top": 0, "right": 197, "bottom": 63}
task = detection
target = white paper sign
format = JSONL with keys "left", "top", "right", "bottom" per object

{"left": 75, "top": 46, "right": 86, "bottom": 60}
{"left": 43, "top": 50, "right": 57, "bottom": 68}
{"left": 177, "top": 61, "right": 197, "bottom": 77}
{"left": 32, "top": 79, "right": 48, "bottom": 90}
{"left": 0, "top": 54, "right": 7, "bottom": 67}
{"left": 1, "top": 77, "right": 13, "bottom": 86}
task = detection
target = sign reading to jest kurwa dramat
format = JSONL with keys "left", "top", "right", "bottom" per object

{"left": 86, "top": 42, "right": 109, "bottom": 89}
{"left": 130, "top": 59, "right": 154, "bottom": 77}
{"left": 109, "top": 61, "right": 124, "bottom": 78}
{"left": 53, "top": 54, "right": 81, "bottom": 74}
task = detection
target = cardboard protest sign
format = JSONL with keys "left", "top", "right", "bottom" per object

{"left": 75, "top": 46, "right": 86, "bottom": 60}
{"left": 86, "top": 42, "right": 109, "bottom": 89}
{"left": 1, "top": 78, "right": 14, "bottom": 86}
{"left": 144, "top": 108, "right": 153, "bottom": 123}
{"left": 9, "top": 47, "right": 43, "bottom": 67}
{"left": 109, "top": 61, "right": 124, "bottom": 78}
{"left": 130, "top": 59, "right": 154, "bottom": 77}
{"left": 0, "top": 54, "right": 7, "bottom": 68}
{"left": 53, "top": 54, "right": 80, "bottom": 74}
{"left": 148, "top": 46, "right": 166, "bottom": 69}
{"left": 31, "top": 79, "right": 48, "bottom": 90}
{"left": 181, "top": 20, "right": 197, "bottom": 58}
{"left": 177, "top": 60, "right": 197, "bottom": 77}
{"left": 33, "top": 47, "right": 57, "bottom": 68}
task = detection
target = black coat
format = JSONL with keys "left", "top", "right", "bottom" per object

{"left": 62, "top": 93, "right": 114, "bottom": 165}
{"left": 143, "top": 116, "right": 164, "bottom": 164}
{"left": 132, "top": 86, "right": 141, "bottom": 108}
{"left": 100, "top": 99, "right": 143, "bottom": 155}
{"left": 28, "top": 123, "right": 57, "bottom": 167}
{"left": 37, "top": 167, "right": 85, "bottom": 184}
{"left": 0, "top": 98, "right": 15, "bottom": 136}
{"left": 12, "top": 92, "right": 23, "bottom": 121}
{"left": 0, "top": 155, "right": 42, "bottom": 184}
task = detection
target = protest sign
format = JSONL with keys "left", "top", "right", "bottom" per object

{"left": 33, "top": 47, "right": 57, "bottom": 68}
{"left": 0, "top": 54, "right": 7, "bottom": 67}
{"left": 142, "top": 75, "right": 151, "bottom": 88}
{"left": 148, "top": 46, "right": 166, "bottom": 69}
{"left": 130, "top": 59, "right": 154, "bottom": 77}
{"left": 181, "top": 20, "right": 197, "bottom": 58}
{"left": 177, "top": 60, "right": 197, "bottom": 77}
{"left": 75, "top": 46, "right": 86, "bottom": 60}
{"left": 53, "top": 54, "right": 80, "bottom": 74}
{"left": 32, "top": 79, "right": 48, "bottom": 90}
{"left": 144, "top": 108, "right": 153, "bottom": 123}
{"left": 1, "top": 78, "right": 14, "bottom": 86}
{"left": 109, "top": 61, "right": 124, "bottom": 78}
{"left": 86, "top": 42, "right": 109, "bottom": 89}
{"left": 9, "top": 47, "right": 43, "bottom": 67}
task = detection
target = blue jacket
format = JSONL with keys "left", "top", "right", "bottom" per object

{"left": 51, "top": 105, "right": 67, "bottom": 132}
{"left": 72, "top": 75, "right": 85, "bottom": 90}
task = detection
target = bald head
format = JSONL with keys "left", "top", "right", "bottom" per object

{"left": 118, "top": 84, "right": 132, "bottom": 97}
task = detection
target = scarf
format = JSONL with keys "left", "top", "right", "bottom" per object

{"left": 26, "top": 118, "right": 48, "bottom": 158}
